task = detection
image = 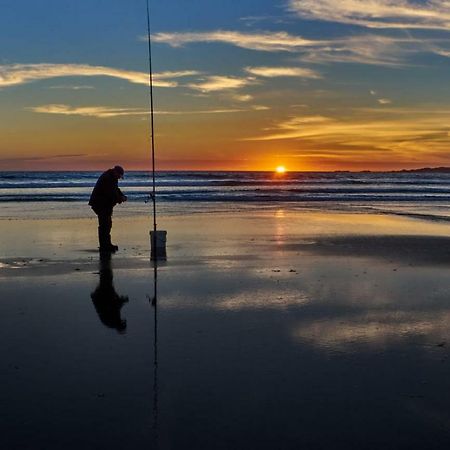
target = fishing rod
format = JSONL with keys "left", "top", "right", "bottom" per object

{"left": 145, "top": 0, "right": 157, "bottom": 237}
{"left": 145, "top": 0, "right": 167, "bottom": 260}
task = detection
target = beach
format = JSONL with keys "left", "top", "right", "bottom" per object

{"left": 2, "top": 0, "right": 450, "bottom": 444}
{"left": 1, "top": 202, "right": 450, "bottom": 449}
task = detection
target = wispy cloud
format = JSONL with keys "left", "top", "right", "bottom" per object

{"left": 358, "top": 106, "right": 450, "bottom": 115}
{"left": 0, "top": 154, "right": 88, "bottom": 162}
{"left": 49, "top": 85, "right": 95, "bottom": 90}
{"left": 156, "top": 70, "right": 201, "bottom": 80}
{"left": 288, "top": 0, "right": 450, "bottom": 30}
{"left": 152, "top": 29, "right": 435, "bottom": 67}
{"left": 159, "top": 108, "right": 244, "bottom": 114}
{"left": 233, "top": 94, "right": 253, "bottom": 102}
{"left": 151, "top": 30, "right": 321, "bottom": 52}
{"left": 245, "top": 66, "right": 321, "bottom": 78}
{"left": 0, "top": 64, "right": 199, "bottom": 88}
{"left": 251, "top": 105, "right": 270, "bottom": 111}
{"left": 300, "top": 34, "right": 419, "bottom": 67}
{"left": 187, "top": 75, "right": 254, "bottom": 92}
{"left": 246, "top": 113, "right": 445, "bottom": 142}
{"left": 27, "top": 104, "right": 268, "bottom": 118}
{"left": 244, "top": 111, "right": 450, "bottom": 157}
{"left": 369, "top": 90, "right": 392, "bottom": 105}
{"left": 239, "top": 15, "right": 291, "bottom": 26}
{"left": 27, "top": 104, "right": 148, "bottom": 118}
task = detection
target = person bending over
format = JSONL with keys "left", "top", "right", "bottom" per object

{"left": 89, "top": 165, "right": 127, "bottom": 252}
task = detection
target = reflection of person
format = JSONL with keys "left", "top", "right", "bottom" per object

{"left": 89, "top": 166, "right": 127, "bottom": 252}
{"left": 91, "top": 252, "right": 129, "bottom": 334}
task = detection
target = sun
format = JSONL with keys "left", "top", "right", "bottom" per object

{"left": 275, "top": 165, "right": 286, "bottom": 174}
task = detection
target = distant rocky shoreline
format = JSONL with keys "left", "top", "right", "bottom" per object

{"left": 397, "top": 167, "right": 450, "bottom": 173}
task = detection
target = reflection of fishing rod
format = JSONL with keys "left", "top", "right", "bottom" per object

{"left": 146, "top": 0, "right": 167, "bottom": 261}
{"left": 146, "top": 260, "right": 158, "bottom": 442}
{"left": 151, "top": 263, "right": 158, "bottom": 444}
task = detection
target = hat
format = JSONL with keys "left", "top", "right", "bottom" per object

{"left": 114, "top": 165, "right": 124, "bottom": 178}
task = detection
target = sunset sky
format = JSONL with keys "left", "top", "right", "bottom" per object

{"left": 1, "top": 0, "right": 450, "bottom": 171}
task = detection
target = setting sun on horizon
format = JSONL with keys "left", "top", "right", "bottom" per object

{"left": 276, "top": 166, "right": 286, "bottom": 174}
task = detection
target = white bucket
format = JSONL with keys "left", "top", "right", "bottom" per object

{"left": 150, "top": 230, "right": 167, "bottom": 259}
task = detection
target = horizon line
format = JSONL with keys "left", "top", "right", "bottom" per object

{"left": 1, "top": 167, "right": 448, "bottom": 174}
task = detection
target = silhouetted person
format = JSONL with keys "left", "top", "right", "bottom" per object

{"left": 89, "top": 166, "right": 127, "bottom": 252}
{"left": 91, "top": 252, "right": 129, "bottom": 334}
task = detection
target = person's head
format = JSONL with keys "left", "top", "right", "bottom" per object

{"left": 113, "top": 165, "right": 124, "bottom": 179}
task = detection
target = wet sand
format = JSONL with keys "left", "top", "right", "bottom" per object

{"left": 1, "top": 205, "right": 450, "bottom": 449}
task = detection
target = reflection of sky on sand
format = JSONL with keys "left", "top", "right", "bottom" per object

{"left": 150, "top": 241, "right": 450, "bottom": 354}
{"left": 293, "top": 311, "right": 450, "bottom": 351}
{"left": 285, "top": 259, "right": 450, "bottom": 352}
{"left": 162, "top": 286, "right": 310, "bottom": 311}
{"left": 3, "top": 208, "right": 450, "bottom": 448}
{"left": 215, "top": 290, "right": 309, "bottom": 311}
{"left": 143, "top": 242, "right": 450, "bottom": 447}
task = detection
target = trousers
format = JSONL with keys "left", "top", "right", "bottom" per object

{"left": 93, "top": 207, "right": 113, "bottom": 248}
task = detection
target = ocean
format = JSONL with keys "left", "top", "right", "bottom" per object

{"left": 1, "top": 170, "right": 450, "bottom": 220}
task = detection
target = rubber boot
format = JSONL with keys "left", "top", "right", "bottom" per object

{"left": 99, "top": 227, "right": 115, "bottom": 252}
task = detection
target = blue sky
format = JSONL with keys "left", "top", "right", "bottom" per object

{"left": 1, "top": 0, "right": 450, "bottom": 170}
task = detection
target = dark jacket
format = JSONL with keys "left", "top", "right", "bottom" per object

{"left": 89, "top": 169, "right": 124, "bottom": 211}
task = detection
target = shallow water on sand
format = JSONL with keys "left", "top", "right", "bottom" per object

{"left": 1, "top": 208, "right": 450, "bottom": 449}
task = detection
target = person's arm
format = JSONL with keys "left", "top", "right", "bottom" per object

{"left": 116, "top": 186, "right": 127, "bottom": 204}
